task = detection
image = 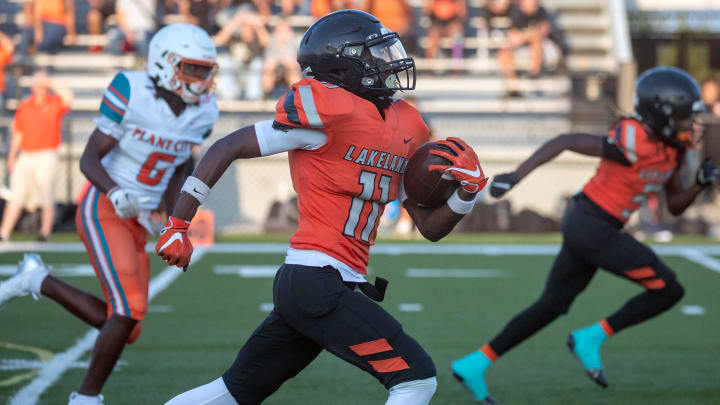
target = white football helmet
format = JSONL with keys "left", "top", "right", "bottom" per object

{"left": 147, "top": 23, "right": 218, "bottom": 104}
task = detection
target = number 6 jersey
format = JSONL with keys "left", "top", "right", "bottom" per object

{"left": 94, "top": 71, "right": 219, "bottom": 210}
{"left": 274, "top": 78, "right": 430, "bottom": 274}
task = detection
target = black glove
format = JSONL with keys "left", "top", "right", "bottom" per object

{"left": 696, "top": 158, "right": 719, "bottom": 187}
{"left": 489, "top": 172, "right": 519, "bottom": 198}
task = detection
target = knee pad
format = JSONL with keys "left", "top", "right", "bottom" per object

{"left": 386, "top": 377, "right": 437, "bottom": 405}
{"left": 537, "top": 293, "right": 571, "bottom": 317}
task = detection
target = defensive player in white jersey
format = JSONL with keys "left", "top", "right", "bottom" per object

{"left": 0, "top": 24, "right": 218, "bottom": 405}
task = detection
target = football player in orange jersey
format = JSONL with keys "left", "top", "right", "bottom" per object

{"left": 155, "top": 10, "right": 488, "bottom": 405}
{"left": 452, "top": 67, "right": 718, "bottom": 404}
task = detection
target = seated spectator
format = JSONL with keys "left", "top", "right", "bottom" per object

{"left": 19, "top": 0, "right": 76, "bottom": 55}
{"left": 180, "top": 0, "right": 219, "bottom": 34}
{"left": 262, "top": 19, "right": 300, "bottom": 97}
{"left": 215, "top": 9, "right": 269, "bottom": 99}
{"left": 498, "top": 0, "right": 551, "bottom": 96}
{"left": 479, "top": 0, "right": 515, "bottom": 38}
{"left": 106, "top": 0, "right": 157, "bottom": 58}
{"left": 0, "top": 71, "right": 73, "bottom": 242}
{"left": 423, "top": 0, "right": 467, "bottom": 60}
{"left": 362, "top": 0, "right": 417, "bottom": 55}
{"left": 87, "top": 0, "right": 115, "bottom": 53}
{"left": 701, "top": 79, "right": 720, "bottom": 117}
{"left": 310, "top": 0, "right": 354, "bottom": 19}
{"left": 0, "top": 32, "right": 14, "bottom": 111}
{"left": 278, "top": 0, "right": 303, "bottom": 16}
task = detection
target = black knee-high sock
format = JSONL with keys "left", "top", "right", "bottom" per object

{"left": 606, "top": 280, "right": 684, "bottom": 333}
{"left": 488, "top": 298, "right": 565, "bottom": 356}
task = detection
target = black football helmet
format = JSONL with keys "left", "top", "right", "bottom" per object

{"left": 297, "top": 10, "right": 415, "bottom": 106}
{"left": 634, "top": 66, "right": 704, "bottom": 147}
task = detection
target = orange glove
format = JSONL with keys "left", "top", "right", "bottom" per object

{"left": 428, "top": 137, "right": 489, "bottom": 193}
{"left": 155, "top": 216, "right": 193, "bottom": 270}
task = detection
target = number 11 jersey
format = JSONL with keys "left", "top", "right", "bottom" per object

{"left": 275, "top": 78, "right": 430, "bottom": 274}
{"left": 94, "top": 71, "right": 218, "bottom": 209}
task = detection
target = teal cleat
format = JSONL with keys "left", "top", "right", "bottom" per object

{"left": 451, "top": 351, "right": 496, "bottom": 404}
{"left": 567, "top": 323, "right": 609, "bottom": 388}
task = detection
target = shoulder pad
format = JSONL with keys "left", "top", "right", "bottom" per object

{"left": 607, "top": 119, "right": 650, "bottom": 164}
{"left": 100, "top": 72, "right": 131, "bottom": 124}
{"left": 274, "top": 78, "right": 354, "bottom": 129}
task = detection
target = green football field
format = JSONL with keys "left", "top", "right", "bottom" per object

{"left": 1, "top": 241, "right": 719, "bottom": 405}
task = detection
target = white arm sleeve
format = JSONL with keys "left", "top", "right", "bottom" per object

{"left": 254, "top": 120, "right": 327, "bottom": 156}
{"left": 93, "top": 115, "right": 125, "bottom": 140}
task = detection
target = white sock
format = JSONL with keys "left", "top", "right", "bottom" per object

{"left": 385, "top": 377, "right": 437, "bottom": 405}
{"left": 68, "top": 392, "right": 104, "bottom": 405}
{"left": 165, "top": 377, "right": 238, "bottom": 405}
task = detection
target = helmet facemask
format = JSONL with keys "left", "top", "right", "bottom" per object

{"left": 167, "top": 52, "right": 218, "bottom": 103}
{"left": 336, "top": 31, "right": 415, "bottom": 98}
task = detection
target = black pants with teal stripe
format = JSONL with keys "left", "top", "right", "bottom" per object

{"left": 222, "top": 264, "right": 435, "bottom": 404}
{"left": 488, "top": 193, "right": 685, "bottom": 356}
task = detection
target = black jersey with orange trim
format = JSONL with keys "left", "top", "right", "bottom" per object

{"left": 583, "top": 119, "right": 679, "bottom": 222}
{"left": 274, "top": 78, "right": 430, "bottom": 272}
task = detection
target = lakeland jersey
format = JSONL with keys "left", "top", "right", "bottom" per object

{"left": 95, "top": 71, "right": 218, "bottom": 210}
{"left": 275, "top": 78, "right": 430, "bottom": 273}
{"left": 583, "top": 119, "right": 679, "bottom": 222}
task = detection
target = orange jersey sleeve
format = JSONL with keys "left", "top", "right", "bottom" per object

{"left": 275, "top": 78, "right": 354, "bottom": 131}
{"left": 583, "top": 119, "right": 679, "bottom": 222}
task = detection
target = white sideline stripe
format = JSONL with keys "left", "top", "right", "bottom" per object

{"left": 405, "top": 268, "right": 508, "bottom": 278}
{"left": 679, "top": 249, "right": 720, "bottom": 274}
{"left": 398, "top": 303, "right": 423, "bottom": 312}
{"left": 213, "top": 265, "right": 279, "bottom": 278}
{"left": 0, "top": 264, "right": 94, "bottom": 277}
{"left": 3, "top": 242, "right": 720, "bottom": 256}
{"left": 0, "top": 359, "right": 128, "bottom": 371}
{"left": 681, "top": 305, "right": 706, "bottom": 316}
{"left": 7, "top": 249, "right": 207, "bottom": 405}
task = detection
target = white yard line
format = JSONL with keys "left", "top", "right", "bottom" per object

{"left": 7, "top": 249, "right": 207, "bottom": 405}
{"left": 679, "top": 248, "right": 720, "bottom": 274}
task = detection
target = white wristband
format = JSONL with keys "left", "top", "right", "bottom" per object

{"left": 446, "top": 189, "right": 478, "bottom": 215}
{"left": 181, "top": 176, "right": 210, "bottom": 204}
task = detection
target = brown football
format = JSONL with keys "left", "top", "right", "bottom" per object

{"left": 403, "top": 141, "right": 459, "bottom": 207}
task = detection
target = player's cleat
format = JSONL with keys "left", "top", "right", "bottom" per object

{"left": 68, "top": 392, "right": 105, "bottom": 405}
{"left": 0, "top": 253, "right": 49, "bottom": 309}
{"left": 452, "top": 351, "right": 496, "bottom": 404}
{"left": 567, "top": 323, "right": 610, "bottom": 388}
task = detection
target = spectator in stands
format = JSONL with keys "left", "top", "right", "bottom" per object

{"left": 0, "top": 71, "right": 73, "bottom": 242}
{"left": 214, "top": 8, "right": 269, "bottom": 99}
{"left": 106, "top": 0, "right": 157, "bottom": 58}
{"left": 423, "top": 0, "right": 467, "bottom": 60}
{"left": 87, "top": 0, "right": 115, "bottom": 53}
{"left": 363, "top": 0, "right": 417, "bottom": 55}
{"left": 0, "top": 32, "right": 14, "bottom": 111}
{"left": 19, "top": 0, "right": 76, "bottom": 55}
{"left": 701, "top": 78, "right": 720, "bottom": 117}
{"left": 218, "top": 0, "right": 271, "bottom": 20}
{"left": 479, "top": 0, "right": 515, "bottom": 37}
{"left": 277, "top": 0, "right": 303, "bottom": 16}
{"left": 262, "top": 19, "right": 300, "bottom": 97}
{"left": 498, "top": 0, "right": 551, "bottom": 96}
{"left": 310, "top": 0, "right": 354, "bottom": 19}
{"left": 180, "top": 0, "right": 219, "bottom": 34}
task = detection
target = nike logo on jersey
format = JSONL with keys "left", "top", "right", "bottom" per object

{"left": 159, "top": 233, "right": 184, "bottom": 252}
{"left": 403, "top": 138, "right": 413, "bottom": 144}
{"left": 446, "top": 166, "right": 482, "bottom": 178}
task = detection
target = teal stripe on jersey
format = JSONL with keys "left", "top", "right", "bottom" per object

{"left": 100, "top": 72, "right": 131, "bottom": 123}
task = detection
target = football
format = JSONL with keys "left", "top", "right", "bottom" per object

{"left": 403, "top": 141, "right": 460, "bottom": 207}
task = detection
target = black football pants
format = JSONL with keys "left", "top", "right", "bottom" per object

{"left": 222, "top": 264, "right": 436, "bottom": 405}
{"left": 489, "top": 193, "right": 685, "bottom": 356}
